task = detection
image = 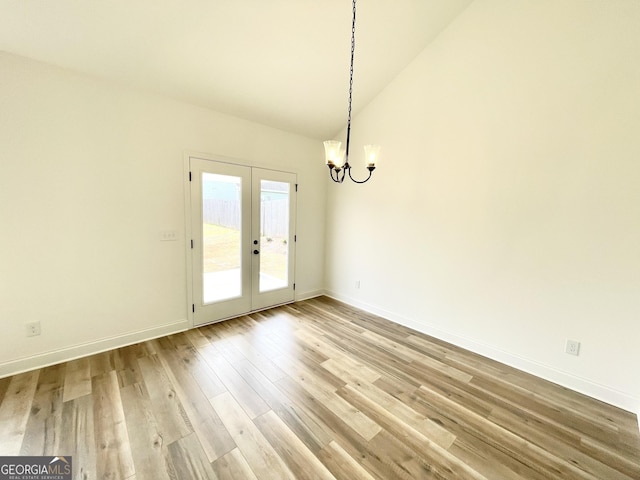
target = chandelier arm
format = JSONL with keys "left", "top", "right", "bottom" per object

{"left": 329, "top": 166, "right": 346, "bottom": 183}
{"left": 347, "top": 166, "right": 374, "bottom": 184}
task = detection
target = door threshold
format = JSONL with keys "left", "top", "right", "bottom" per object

{"left": 193, "top": 299, "right": 296, "bottom": 328}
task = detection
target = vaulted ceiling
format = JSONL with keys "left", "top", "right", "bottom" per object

{"left": 0, "top": 0, "right": 473, "bottom": 139}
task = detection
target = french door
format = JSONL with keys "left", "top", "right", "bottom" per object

{"left": 188, "top": 157, "right": 297, "bottom": 325}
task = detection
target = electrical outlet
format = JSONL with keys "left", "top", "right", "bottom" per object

{"left": 565, "top": 339, "right": 580, "bottom": 356}
{"left": 26, "top": 321, "right": 41, "bottom": 337}
{"left": 355, "top": 280, "right": 361, "bottom": 289}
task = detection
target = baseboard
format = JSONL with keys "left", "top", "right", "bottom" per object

{"left": 0, "top": 319, "right": 190, "bottom": 379}
{"left": 0, "top": 291, "right": 326, "bottom": 379}
{"left": 325, "top": 290, "right": 640, "bottom": 415}
{"left": 295, "top": 288, "right": 325, "bottom": 302}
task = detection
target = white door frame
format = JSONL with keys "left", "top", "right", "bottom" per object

{"left": 183, "top": 152, "right": 297, "bottom": 327}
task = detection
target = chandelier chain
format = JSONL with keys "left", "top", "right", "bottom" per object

{"left": 345, "top": 0, "right": 357, "bottom": 165}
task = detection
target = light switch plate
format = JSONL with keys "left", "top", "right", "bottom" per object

{"left": 159, "top": 230, "right": 178, "bottom": 241}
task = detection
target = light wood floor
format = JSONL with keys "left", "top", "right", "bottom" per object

{"left": 0, "top": 296, "right": 638, "bottom": 479}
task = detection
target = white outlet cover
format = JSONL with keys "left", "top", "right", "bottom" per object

{"left": 26, "top": 322, "right": 41, "bottom": 337}
{"left": 565, "top": 340, "right": 580, "bottom": 356}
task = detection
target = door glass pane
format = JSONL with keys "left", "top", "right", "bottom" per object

{"left": 259, "top": 180, "right": 289, "bottom": 292}
{"left": 202, "top": 173, "right": 242, "bottom": 304}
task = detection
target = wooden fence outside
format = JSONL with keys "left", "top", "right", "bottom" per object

{"left": 203, "top": 199, "right": 289, "bottom": 237}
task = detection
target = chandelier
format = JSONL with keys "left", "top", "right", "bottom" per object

{"left": 324, "top": 0, "right": 381, "bottom": 184}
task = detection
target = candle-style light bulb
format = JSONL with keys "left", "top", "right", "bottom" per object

{"left": 363, "top": 144, "right": 381, "bottom": 168}
{"left": 324, "top": 140, "right": 342, "bottom": 167}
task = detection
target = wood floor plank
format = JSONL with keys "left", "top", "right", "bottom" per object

{"left": 236, "top": 314, "right": 296, "bottom": 359}
{"left": 372, "top": 375, "right": 418, "bottom": 404}
{"left": 273, "top": 375, "right": 438, "bottom": 480}
{"left": 154, "top": 344, "right": 236, "bottom": 463}
{"left": 19, "top": 364, "right": 65, "bottom": 455}
{"left": 294, "top": 328, "right": 381, "bottom": 383}
{"left": 579, "top": 436, "right": 640, "bottom": 479}
{"left": 120, "top": 382, "right": 176, "bottom": 480}
{"left": 135, "top": 354, "right": 193, "bottom": 444}
{"left": 320, "top": 326, "right": 424, "bottom": 390}
{"left": 272, "top": 353, "right": 382, "bottom": 441}
{"left": 0, "top": 376, "right": 11, "bottom": 405}
{"left": 416, "top": 383, "right": 603, "bottom": 480}
{"left": 199, "top": 328, "right": 246, "bottom": 364}
{"left": 470, "top": 373, "right": 621, "bottom": 445}
{"left": 184, "top": 327, "right": 213, "bottom": 349}
{"left": 359, "top": 328, "right": 474, "bottom": 386}
{"left": 339, "top": 384, "right": 487, "bottom": 480}
{"left": 317, "top": 441, "right": 378, "bottom": 480}
{"left": 90, "top": 351, "right": 115, "bottom": 378}
{"left": 0, "top": 296, "right": 638, "bottom": 480}
{"left": 232, "top": 357, "right": 334, "bottom": 455}
{"left": 167, "top": 338, "right": 227, "bottom": 399}
{"left": 60, "top": 395, "right": 96, "bottom": 480}
{"left": 396, "top": 363, "right": 497, "bottom": 419}
{"left": 321, "top": 357, "right": 380, "bottom": 386}
{"left": 167, "top": 432, "right": 218, "bottom": 480}
{"left": 138, "top": 340, "right": 158, "bottom": 357}
{"left": 487, "top": 404, "right": 636, "bottom": 480}
{"left": 254, "top": 410, "right": 337, "bottom": 480}
{"left": 290, "top": 302, "right": 367, "bottom": 342}
{"left": 394, "top": 384, "right": 549, "bottom": 479}
{"left": 365, "top": 430, "right": 454, "bottom": 480}
{"left": 448, "top": 436, "right": 546, "bottom": 480}
{"left": 226, "top": 334, "right": 287, "bottom": 383}
{"left": 212, "top": 448, "right": 259, "bottom": 480}
{"left": 92, "top": 370, "right": 135, "bottom": 480}
{"left": 231, "top": 358, "right": 286, "bottom": 410}
{"left": 344, "top": 380, "right": 456, "bottom": 448}
{"left": 274, "top": 374, "right": 367, "bottom": 448}
{"left": 198, "top": 344, "right": 270, "bottom": 419}
{"left": 406, "top": 334, "right": 462, "bottom": 362}
{"left": 0, "top": 370, "right": 39, "bottom": 455}
{"left": 210, "top": 391, "right": 296, "bottom": 480}
{"left": 114, "top": 345, "right": 144, "bottom": 389}
{"left": 63, "top": 357, "right": 92, "bottom": 402}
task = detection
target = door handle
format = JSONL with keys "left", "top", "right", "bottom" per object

{"left": 253, "top": 249, "right": 260, "bottom": 255}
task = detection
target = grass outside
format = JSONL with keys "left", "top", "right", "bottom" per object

{"left": 203, "top": 223, "right": 287, "bottom": 280}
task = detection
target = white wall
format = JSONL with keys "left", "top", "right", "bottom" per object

{"left": 0, "top": 52, "right": 326, "bottom": 375}
{"left": 325, "top": 0, "right": 640, "bottom": 412}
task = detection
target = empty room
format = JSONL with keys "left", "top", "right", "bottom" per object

{"left": 0, "top": 1, "right": 639, "bottom": 479}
